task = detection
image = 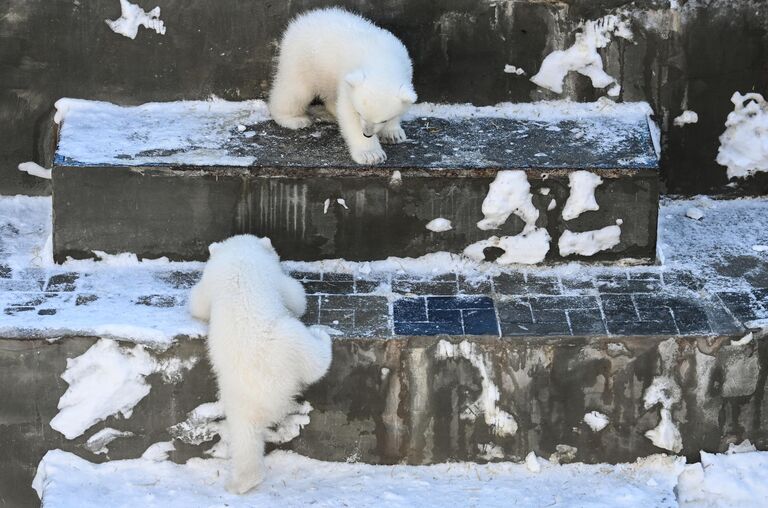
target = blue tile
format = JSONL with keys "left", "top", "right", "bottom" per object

{"left": 394, "top": 321, "right": 464, "bottom": 336}
{"left": 429, "top": 309, "right": 462, "bottom": 323}
{"left": 428, "top": 296, "right": 494, "bottom": 311}
{"left": 463, "top": 308, "right": 499, "bottom": 335}
{"left": 393, "top": 298, "right": 427, "bottom": 322}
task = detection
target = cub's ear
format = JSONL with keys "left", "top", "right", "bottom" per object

{"left": 345, "top": 70, "right": 366, "bottom": 87}
{"left": 208, "top": 241, "right": 221, "bottom": 256}
{"left": 399, "top": 85, "right": 417, "bottom": 104}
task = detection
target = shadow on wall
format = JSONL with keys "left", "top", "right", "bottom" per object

{"left": 1, "top": 0, "right": 766, "bottom": 195}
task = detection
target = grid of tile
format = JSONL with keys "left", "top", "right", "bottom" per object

{"left": 0, "top": 264, "right": 763, "bottom": 338}
{"left": 393, "top": 296, "right": 499, "bottom": 336}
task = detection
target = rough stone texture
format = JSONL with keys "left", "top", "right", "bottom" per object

{"left": 2, "top": 331, "right": 765, "bottom": 507}
{"left": 2, "top": 0, "right": 767, "bottom": 196}
{"left": 51, "top": 113, "right": 659, "bottom": 262}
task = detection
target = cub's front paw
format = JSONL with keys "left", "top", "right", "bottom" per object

{"left": 379, "top": 126, "right": 407, "bottom": 144}
{"left": 351, "top": 146, "right": 387, "bottom": 165}
{"left": 273, "top": 115, "right": 312, "bottom": 130}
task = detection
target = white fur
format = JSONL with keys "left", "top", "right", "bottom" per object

{"left": 189, "top": 235, "right": 332, "bottom": 494}
{"left": 268, "top": 7, "right": 417, "bottom": 165}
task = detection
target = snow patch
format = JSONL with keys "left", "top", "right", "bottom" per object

{"left": 84, "top": 428, "right": 134, "bottom": 455}
{"left": 426, "top": 218, "right": 453, "bottom": 232}
{"left": 265, "top": 401, "right": 314, "bottom": 444}
{"left": 49, "top": 339, "right": 194, "bottom": 439}
{"left": 169, "top": 402, "right": 224, "bottom": 446}
{"left": 406, "top": 99, "right": 653, "bottom": 123}
{"left": 643, "top": 376, "right": 683, "bottom": 453}
{"left": 685, "top": 207, "right": 704, "bottom": 220}
{"left": 716, "top": 92, "right": 768, "bottom": 179}
{"left": 105, "top": 0, "right": 166, "bottom": 40}
{"left": 436, "top": 340, "right": 518, "bottom": 436}
{"left": 525, "top": 451, "right": 542, "bottom": 473}
{"left": 562, "top": 171, "right": 603, "bottom": 221}
{"left": 142, "top": 441, "right": 175, "bottom": 462}
{"left": 477, "top": 443, "right": 505, "bottom": 461}
{"left": 673, "top": 110, "right": 699, "bottom": 127}
{"left": 678, "top": 445, "right": 768, "bottom": 507}
{"left": 18, "top": 161, "right": 51, "bottom": 179}
{"left": 558, "top": 223, "right": 622, "bottom": 257}
{"left": 477, "top": 170, "right": 538, "bottom": 232}
{"left": 503, "top": 65, "right": 526, "bottom": 76}
{"left": 54, "top": 98, "right": 270, "bottom": 167}
{"left": 464, "top": 229, "right": 551, "bottom": 265}
{"left": 530, "top": 15, "right": 632, "bottom": 95}
{"left": 731, "top": 332, "right": 753, "bottom": 346}
{"left": 583, "top": 411, "right": 609, "bottom": 432}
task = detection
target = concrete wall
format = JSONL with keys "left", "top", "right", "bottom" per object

{"left": 1, "top": 0, "right": 767, "bottom": 196}
{"left": 2, "top": 332, "right": 765, "bottom": 507}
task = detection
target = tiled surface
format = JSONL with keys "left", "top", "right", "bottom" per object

{"left": 393, "top": 296, "right": 499, "bottom": 336}
{"left": 1, "top": 262, "right": 759, "bottom": 338}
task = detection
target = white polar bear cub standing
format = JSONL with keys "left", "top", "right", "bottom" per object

{"left": 189, "top": 235, "right": 332, "bottom": 494}
{"left": 269, "top": 7, "right": 417, "bottom": 165}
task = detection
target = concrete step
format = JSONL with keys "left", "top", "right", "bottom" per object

{"left": 4, "top": 266, "right": 763, "bottom": 506}
{"left": 51, "top": 99, "right": 659, "bottom": 263}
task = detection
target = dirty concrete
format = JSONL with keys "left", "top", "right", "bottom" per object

{"left": 2, "top": 331, "right": 765, "bottom": 506}
{"left": 2, "top": 0, "right": 767, "bottom": 195}
{"left": 52, "top": 167, "right": 658, "bottom": 262}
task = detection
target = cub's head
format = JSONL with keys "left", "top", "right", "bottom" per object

{"left": 207, "top": 235, "right": 279, "bottom": 263}
{"left": 345, "top": 70, "right": 417, "bottom": 138}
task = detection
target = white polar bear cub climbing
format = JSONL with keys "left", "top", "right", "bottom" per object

{"left": 269, "top": 7, "right": 417, "bottom": 165}
{"left": 189, "top": 235, "right": 332, "bottom": 494}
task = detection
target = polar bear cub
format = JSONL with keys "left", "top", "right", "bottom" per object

{"left": 189, "top": 235, "right": 332, "bottom": 494}
{"left": 268, "top": 7, "right": 417, "bottom": 165}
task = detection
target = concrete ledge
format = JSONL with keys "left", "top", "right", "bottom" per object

{"left": 2, "top": 330, "right": 764, "bottom": 505}
{"left": 52, "top": 101, "right": 659, "bottom": 263}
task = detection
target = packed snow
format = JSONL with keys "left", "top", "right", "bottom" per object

{"left": 105, "top": 0, "right": 166, "bottom": 39}
{"left": 476, "top": 170, "right": 539, "bottom": 231}
{"left": 18, "top": 161, "right": 51, "bottom": 179}
{"left": 562, "top": 170, "right": 603, "bottom": 220}
{"left": 436, "top": 340, "right": 517, "bottom": 436}
{"left": 503, "top": 64, "right": 526, "bottom": 75}
{"left": 54, "top": 98, "right": 271, "bottom": 167}
{"left": 84, "top": 428, "right": 134, "bottom": 455}
{"left": 643, "top": 376, "right": 683, "bottom": 453}
{"left": 673, "top": 110, "right": 699, "bottom": 127}
{"left": 558, "top": 223, "right": 622, "bottom": 257}
{"left": 677, "top": 441, "right": 768, "bottom": 507}
{"left": 530, "top": 15, "right": 632, "bottom": 96}
{"left": 49, "top": 338, "right": 195, "bottom": 439}
{"left": 685, "top": 207, "right": 704, "bottom": 220}
{"left": 33, "top": 449, "right": 688, "bottom": 508}
{"left": 49, "top": 339, "right": 157, "bottom": 439}
{"left": 716, "top": 92, "right": 768, "bottom": 179}
{"left": 425, "top": 217, "right": 453, "bottom": 232}
{"left": 464, "top": 229, "right": 551, "bottom": 265}
{"left": 583, "top": 411, "right": 610, "bottom": 432}
{"left": 141, "top": 441, "right": 175, "bottom": 462}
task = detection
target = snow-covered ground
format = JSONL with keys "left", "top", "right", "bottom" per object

{"left": 33, "top": 443, "right": 768, "bottom": 507}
